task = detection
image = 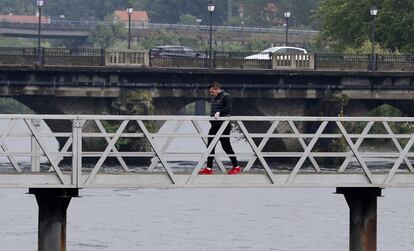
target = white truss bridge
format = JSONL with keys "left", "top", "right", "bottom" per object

{"left": 0, "top": 115, "right": 414, "bottom": 188}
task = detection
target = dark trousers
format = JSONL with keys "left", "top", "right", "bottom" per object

{"left": 207, "top": 121, "right": 239, "bottom": 168}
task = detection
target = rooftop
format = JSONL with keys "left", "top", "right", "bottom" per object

{"left": 0, "top": 14, "right": 49, "bottom": 24}
{"left": 114, "top": 10, "right": 149, "bottom": 22}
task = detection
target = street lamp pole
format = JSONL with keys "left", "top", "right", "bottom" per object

{"left": 284, "top": 10, "right": 291, "bottom": 46}
{"left": 208, "top": 0, "right": 216, "bottom": 68}
{"left": 36, "top": 0, "right": 44, "bottom": 62}
{"left": 370, "top": 6, "right": 378, "bottom": 71}
{"left": 127, "top": 3, "right": 133, "bottom": 50}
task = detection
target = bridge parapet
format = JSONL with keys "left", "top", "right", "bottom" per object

{"left": 106, "top": 50, "right": 149, "bottom": 66}
{"left": 0, "top": 115, "right": 414, "bottom": 188}
{"left": 0, "top": 47, "right": 413, "bottom": 71}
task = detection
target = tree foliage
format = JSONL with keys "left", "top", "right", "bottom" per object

{"left": 87, "top": 23, "right": 127, "bottom": 48}
{"left": 138, "top": 0, "right": 319, "bottom": 28}
{"left": 0, "top": 0, "right": 324, "bottom": 31}
{"left": 0, "top": 98, "right": 33, "bottom": 114}
{"left": 0, "top": 0, "right": 319, "bottom": 28}
{"left": 315, "top": 0, "right": 414, "bottom": 53}
{"left": 179, "top": 14, "right": 198, "bottom": 25}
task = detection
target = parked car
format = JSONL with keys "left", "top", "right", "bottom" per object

{"left": 150, "top": 45, "right": 206, "bottom": 58}
{"left": 245, "top": 46, "right": 307, "bottom": 60}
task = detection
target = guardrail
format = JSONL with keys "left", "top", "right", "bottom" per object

{"left": 0, "top": 47, "right": 413, "bottom": 71}
{"left": 0, "top": 20, "right": 319, "bottom": 36}
{"left": 1, "top": 115, "right": 414, "bottom": 188}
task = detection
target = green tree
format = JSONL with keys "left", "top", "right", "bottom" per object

{"left": 376, "top": 0, "right": 414, "bottom": 53}
{"left": 43, "top": 0, "right": 128, "bottom": 20}
{"left": 315, "top": 0, "right": 414, "bottom": 53}
{"left": 0, "top": 98, "right": 33, "bottom": 114}
{"left": 239, "top": 0, "right": 320, "bottom": 28}
{"left": 179, "top": 14, "right": 198, "bottom": 25}
{"left": 139, "top": 30, "right": 180, "bottom": 49}
{"left": 140, "top": 0, "right": 228, "bottom": 25}
{"left": 87, "top": 23, "right": 127, "bottom": 48}
{"left": 0, "top": 37, "right": 36, "bottom": 47}
{"left": 0, "top": 0, "right": 320, "bottom": 28}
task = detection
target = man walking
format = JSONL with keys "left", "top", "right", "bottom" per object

{"left": 198, "top": 82, "right": 241, "bottom": 175}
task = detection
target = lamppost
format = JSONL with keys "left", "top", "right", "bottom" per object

{"left": 239, "top": 5, "right": 245, "bottom": 26}
{"left": 36, "top": 0, "right": 44, "bottom": 62}
{"left": 284, "top": 10, "right": 291, "bottom": 46}
{"left": 127, "top": 3, "right": 133, "bottom": 49}
{"left": 208, "top": 0, "right": 215, "bottom": 68}
{"left": 370, "top": 6, "right": 378, "bottom": 71}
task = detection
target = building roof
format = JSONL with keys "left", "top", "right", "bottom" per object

{"left": 114, "top": 10, "right": 149, "bottom": 22}
{"left": 0, "top": 14, "right": 49, "bottom": 24}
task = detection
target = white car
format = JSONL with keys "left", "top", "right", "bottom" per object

{"left": 245, "top": 46, "right": 307, "bottom": 60}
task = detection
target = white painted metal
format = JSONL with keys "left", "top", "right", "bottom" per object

{"left": 148, "top": 120, "right": 184, "bottom": 172}
{"left": 24, "top": 119, "right": 66, "bottom": 185}
{"left": 382, "top": 121, "right": 414, "bottom": 172}
{"left": 237, "top": 120, "right": 276, "bottom": 184}
{"left": 191, "top": 120, "right": 227, "bottom": 173}
{"left": 137, "top": 120, "right": 177, "bottom": 184}
{"left": 30, "top": 119, "right": 41, "bottom": 172}
{"left": 288, "top": 121, "right": 321, "bottom": 172}
{"left": 187, "top": 120, "right": 230, "bottom": 184}
{"left": 336, "top": 121, "right": 374, "bottom": 183}
{"left": 243, "top": 120, "right": 279, "bottom": 172}
{"left": 0, "top": 115, "right": 413, "bottom": 188}
{"left": 95, "top": 120, "right": 129, "bottom": 172}
{"left": 338, "top": 121, "right": 374, "bottom": 172}
{"left": 84, "top": 120, "right": 129, "bottom": 185}
{"left": 1, "top": 119, "right": 22, "bottom": 172}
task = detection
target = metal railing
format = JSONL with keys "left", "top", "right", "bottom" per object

{"left": 0, "top": 47, "right": 413, "bottom": 71}
{"left": 1, "top": 115, "right": 414, "bottom": 188}
{"left": 315, "top": 54, "right": 372, "bottom": 71}
{"left": 0, "top": 47, "right": 105, "bottom": 66}
{"left": 149, "top": 50, "right": 209, "bottom": 68}
{"left": 42, "top": 48, "right": 105, "bottom": 66}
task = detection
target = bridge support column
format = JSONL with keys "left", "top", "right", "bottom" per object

{"left": 29, "top": 188, "right": 79, "bottom": 251}
{"left": 336, "top": 187, "right": 382, "bottom": 251}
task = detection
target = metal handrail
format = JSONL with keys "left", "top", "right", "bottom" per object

{"left": 0, "top": 115, "right": 413, "bottom": 188}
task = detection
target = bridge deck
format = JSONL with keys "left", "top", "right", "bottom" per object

{"left": 1, "top": 172, "right": 414, "bottom": 188}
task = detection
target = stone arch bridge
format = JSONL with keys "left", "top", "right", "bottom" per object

{"left": 0, "top": 64, "right": 413, "bottom": 152}
{"left": 0, "top": 65, "right": 411, "bottom": 116}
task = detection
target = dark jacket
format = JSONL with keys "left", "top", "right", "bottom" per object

{"left": 210, "top": 91, "right": 232, "bottom": 117}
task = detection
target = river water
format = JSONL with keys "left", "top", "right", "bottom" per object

{"left": 0, "top": 120, "right": 414, "bottom": 250}
{"left": 1, "top": 188, "right": 414, "bottom": 251}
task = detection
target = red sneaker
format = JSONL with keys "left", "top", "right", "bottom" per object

{"left": 228, "top": 166, "right": 241, "bottom": 175}
{"left": 198, "top": 167, "right": 214, "bottom": 175}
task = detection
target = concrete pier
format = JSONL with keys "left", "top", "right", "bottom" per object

{"left": 337, "top": 187, "right": 382, "bottom": 251}
{"left": 29, "top": 188, "right": 79, "bottom": 251}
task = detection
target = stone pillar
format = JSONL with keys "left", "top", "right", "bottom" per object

{"left": 29, "top": 188, "right": 79, "bottom": 251}
{"left": 336, "top": 187, "right": 382, "bottom": 251}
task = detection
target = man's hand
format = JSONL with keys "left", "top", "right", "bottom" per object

{"left": 214, "top": 112, "right": 220, "bottom": 119}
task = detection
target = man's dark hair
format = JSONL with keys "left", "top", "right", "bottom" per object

{"left": 208, "top": 81, "right": 221, "bottom": 89}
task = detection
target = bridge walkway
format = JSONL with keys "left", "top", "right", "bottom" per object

{"left": 0, "top": 115, "right": 413, "bottom": 188}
